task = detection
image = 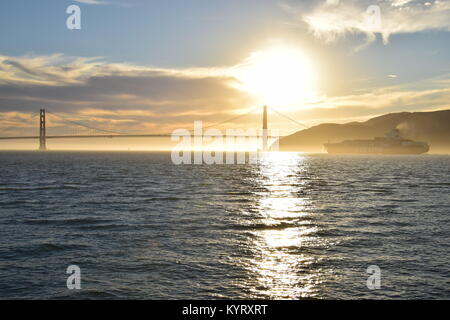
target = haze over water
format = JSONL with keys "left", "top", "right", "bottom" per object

{"left": 0, "top": 151, "right": 449, "bottom": 299}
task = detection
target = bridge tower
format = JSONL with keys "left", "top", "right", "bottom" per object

{"left": 262, "top": 105, "right": 268, "bottom": 151}
{"left": 39, "top": 109, "right": 47, "bottom": 151}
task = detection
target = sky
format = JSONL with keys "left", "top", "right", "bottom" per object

{"left": 1, "top": 0, "right": 450, "bottom": 148}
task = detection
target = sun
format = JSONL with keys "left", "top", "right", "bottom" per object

{"left": 232, "top": 47, "right": 318, "bottom": 108}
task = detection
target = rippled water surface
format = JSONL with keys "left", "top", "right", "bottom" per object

{"left": 0, "top": 151, "right": 449, "bottom": 299}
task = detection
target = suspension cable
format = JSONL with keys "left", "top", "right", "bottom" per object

{"left": 0, "top": 112, "right": 39, "bottom": 135}
{"left": 30, "top": 106, "right": 308, "bottom": 138}
{"left": 267, "top": 106, "right": 310, "bottom": 130}
{"left": 183, "top": 105, "right": 262, "bottom": 134}
{"left": 46, "top": 111, "right": 128, "bottom": 135}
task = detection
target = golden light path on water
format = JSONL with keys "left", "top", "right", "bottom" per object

{"left": 247, "top": 152, "right": 329, "bottom": 299}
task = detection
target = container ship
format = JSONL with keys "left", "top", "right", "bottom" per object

{"left": 324, "top": 129, "right": 429, "bottom": 154}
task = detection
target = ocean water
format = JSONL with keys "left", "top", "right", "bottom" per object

{"left": 0, "top": 151, "right": 449, "bottom": 300}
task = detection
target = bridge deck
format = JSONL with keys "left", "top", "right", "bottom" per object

{"left": 0, "top": 134, "right": 282, "bottom": 140}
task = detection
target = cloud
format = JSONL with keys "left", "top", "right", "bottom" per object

{"left": 287, "top": 0, "right": 450, "bottom": 47}
{"left": 0, "top": 53, "right": 254, "bottom": 135}
{"left": 74, "top": 0, "right": 108, "bottom": 5}
{"left": 295, "top": 75, "right": 450, "bottom": 124}
{"left": 1, "top": 52, "right": 449, "bottom": 137}
{"left": 73, "top": 0, "right": 134, "bottom": 7}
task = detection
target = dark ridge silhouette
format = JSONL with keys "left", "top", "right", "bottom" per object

{"left": 277, "top": 109, "right": 450, "bottom": 153}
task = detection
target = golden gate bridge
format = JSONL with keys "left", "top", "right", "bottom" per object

{"left": 0, "top": 106, "right": 309, "bottom": 150}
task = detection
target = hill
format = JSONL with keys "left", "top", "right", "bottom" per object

{"left": 277, "top": 109, "right": 450, "bottom": 153}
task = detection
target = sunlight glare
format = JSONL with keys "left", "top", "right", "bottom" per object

{"left": 233, "top": 47, "right": 318, "bottom": 107}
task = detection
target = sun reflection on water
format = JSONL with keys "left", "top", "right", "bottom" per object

{"left": 247, "top": 152, "right": 326, "bottom": 299}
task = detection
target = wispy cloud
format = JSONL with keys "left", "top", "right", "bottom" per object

{"left": 74, "top": 0, "right": 108, "bottom": 5}
{"left": 73, "top": 0, "right": 134, "bottom": 7}
{"left": 297, "top": 74, "right": 450, "bottom": 124}
{"left": 286, "top": 0, "right": 450, "bottom": 47}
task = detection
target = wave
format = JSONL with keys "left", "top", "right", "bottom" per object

{"left": 231, "top": 222, "right": 297, "bottom": 231}
{"left": 0, "top": 185, "right": 80, "bottom": 191}
{"left": 144, "top": 197, "right": 190, "bottom": 202}
{"left": 25, "top": 217, "right": 115, "bottom": 225}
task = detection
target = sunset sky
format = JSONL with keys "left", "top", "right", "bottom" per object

{"left": 1, "top": 0, "right": 450, "bottom": 148}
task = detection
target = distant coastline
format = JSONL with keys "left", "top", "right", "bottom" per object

{"left": 278, "top": 109, "right": 450, "bottom": 154}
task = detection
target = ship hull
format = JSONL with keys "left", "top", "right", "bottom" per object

{"left": 324, "top": 130, "right": 430, "bottom": 155}
{"left": 325, "top": 145, "right": 429, "bottom": 155}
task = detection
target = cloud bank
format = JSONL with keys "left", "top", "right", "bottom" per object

{"left": 1, "top": 52, "right": 449, "bottom": 137}
{"left": 0, "top": 54, "right": 254, "bottom": 135}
